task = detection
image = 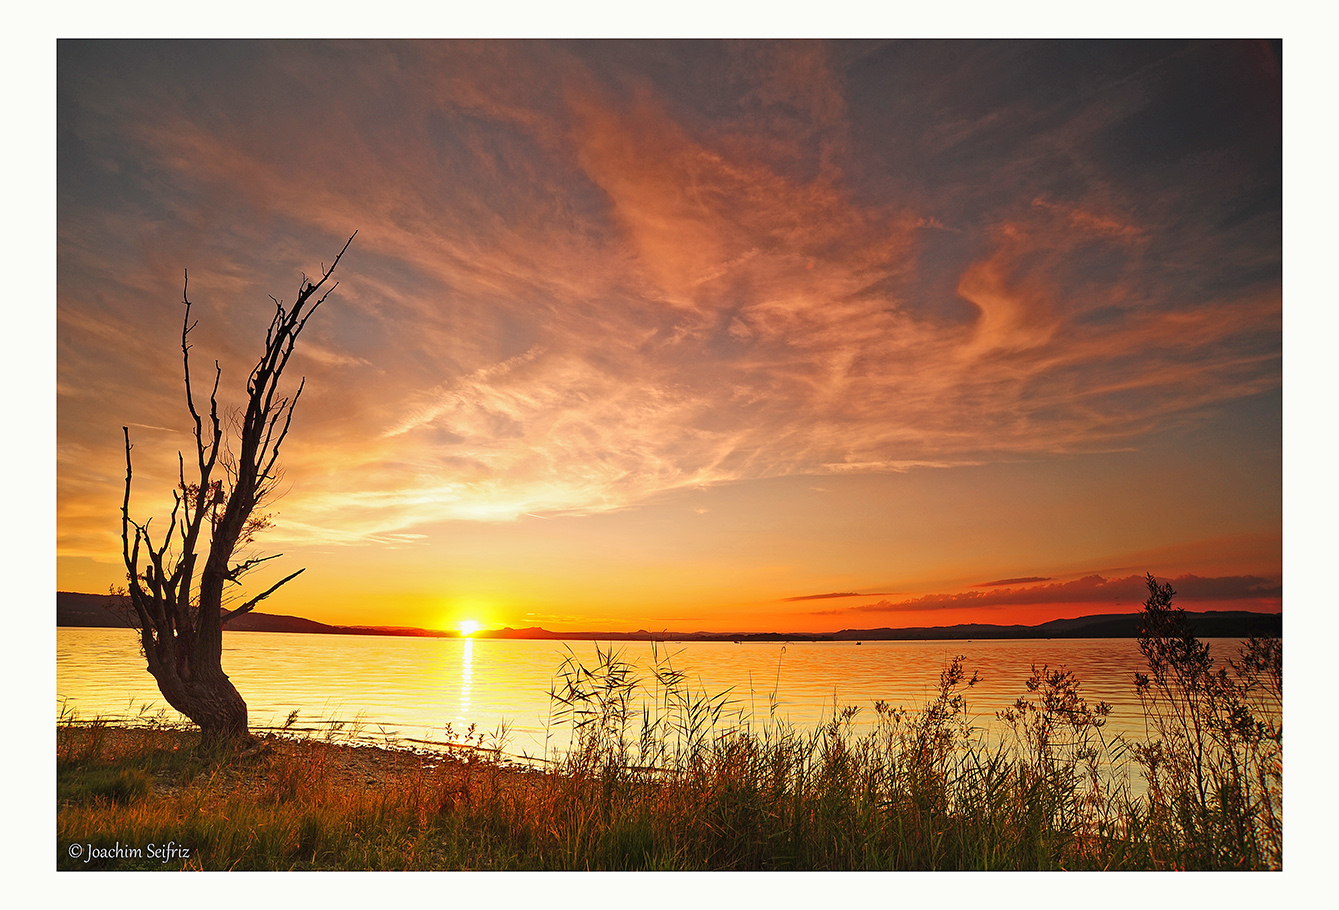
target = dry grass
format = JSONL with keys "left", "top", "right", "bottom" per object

{"left": 57, "top": 578, "right": 1280, "bottom": 871}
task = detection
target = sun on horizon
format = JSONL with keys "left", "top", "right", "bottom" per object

{"left": 457, "top": 619, "right": 482, "bottom": 637}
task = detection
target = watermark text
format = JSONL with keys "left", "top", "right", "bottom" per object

{"left": 66, "top": 841, "right": 192, "bottom": 865}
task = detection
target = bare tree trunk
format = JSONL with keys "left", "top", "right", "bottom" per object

{"left": 142, "top": 633, "right": 249, "bottom": 745}
{"left": 121, "top": 234, "right": 355, "bottom": 748}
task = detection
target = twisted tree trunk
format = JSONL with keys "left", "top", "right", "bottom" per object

{"left": 120, "top": 234, "right": 354, "bottom": 747}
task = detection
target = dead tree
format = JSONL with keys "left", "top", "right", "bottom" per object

{"left": 120, "top": 234, "right": 355, "bottom": 745}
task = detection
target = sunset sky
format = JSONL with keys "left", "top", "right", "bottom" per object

{"left": 55, "top": 39, "right": 1283, "bottom": 634}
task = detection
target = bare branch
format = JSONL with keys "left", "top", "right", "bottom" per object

{"left": 220, "top": 568, "right": 306, "bottom": 624}
{"left": 226, "top": 552, "right": 283, "bottom": 581}
{"left": 120, "top": 427, "right": 154, "bottom": 633}
{"left": 260, "top": 381, "right": 304, "bottom": 485}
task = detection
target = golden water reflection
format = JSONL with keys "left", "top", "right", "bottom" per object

{"left": 457, "top": 637, "right": 473, "bottom": 727}
{"left": 56, "top": 628, "right": 1268, "bottom": 770}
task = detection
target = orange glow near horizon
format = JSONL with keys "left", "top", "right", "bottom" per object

{"left": 55, "top": 41, "right": 1281, "bottom": 635}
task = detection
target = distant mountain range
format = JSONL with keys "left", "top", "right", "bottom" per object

{"left": 57, "top": 591, "right": 1282, "bottom": 641}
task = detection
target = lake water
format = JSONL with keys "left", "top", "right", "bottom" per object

{"left": 58, "top": 627, "right": 1263, "bottom": 767}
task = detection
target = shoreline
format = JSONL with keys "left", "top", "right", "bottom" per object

{"left": 57, "top": 591, "right": 1282, "bottom": 642}
{"left": 57, "top": 720, "right": 541, "bottom": 779}
{"left": 57, "top": 698, "right": 1281, "bottom": 871}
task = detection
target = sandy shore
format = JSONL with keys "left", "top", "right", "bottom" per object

{"left": 57, "top": 722, "right": 548, "bottom": 802}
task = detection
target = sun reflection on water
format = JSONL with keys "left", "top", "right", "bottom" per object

{"left": 457, "top": 637, "right": 473, "bottom": 726}
{"left": 60, "top": 628, "right": 1266, "bottom": 779}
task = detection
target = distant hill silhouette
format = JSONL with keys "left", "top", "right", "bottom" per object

{"left": 823, "top": 611, "right": 1282, "bottom": 641}
{"left": 58, "top": 591, "right": 1281, "bottom": 641}
{"left": 57, "top": 592, "right": 441, "bottom": 637}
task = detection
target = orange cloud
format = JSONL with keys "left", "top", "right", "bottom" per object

{"left": 57, "top": 41, "right": 1281, "bottom": 569}
{"left": 810, "top": 574, "right": 1281, "bottom": 616}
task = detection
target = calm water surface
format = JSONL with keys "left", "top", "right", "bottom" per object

{"left": 57, "top": 627, "right": 1249, "bottom": 761}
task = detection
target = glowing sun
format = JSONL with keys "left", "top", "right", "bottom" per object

{"left": 458, "top": 619, "right": 482, "bottom": 637}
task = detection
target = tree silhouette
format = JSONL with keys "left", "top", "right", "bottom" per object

{"left": 120, "top": 234, "right": 355, "bottom": 745}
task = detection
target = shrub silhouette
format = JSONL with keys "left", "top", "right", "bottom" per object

{"left": 1132, "top": 573, "right": 1282, "bottom": 868}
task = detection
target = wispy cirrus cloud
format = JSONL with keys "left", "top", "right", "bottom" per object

{"left": 783, "top": 591, "right": 901, "bottom": 602}
{"left": 58, "top": 40, "right": 1281, "bottom": 560}
{"left": 975, "top": 577, "right": 1052, "bottom": 587}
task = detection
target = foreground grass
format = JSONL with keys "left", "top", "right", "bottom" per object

{"left": 57, "top": 718, "right": 1127, "bottom": 871}
{"left": 55, "top": 688, "right": 1274, "bottom": 870}
{"left": 58, "top": 723, "right": 543, "bottom": 870}
{"left": 58, "top": 578, "right": 1280, "bottom": 871}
